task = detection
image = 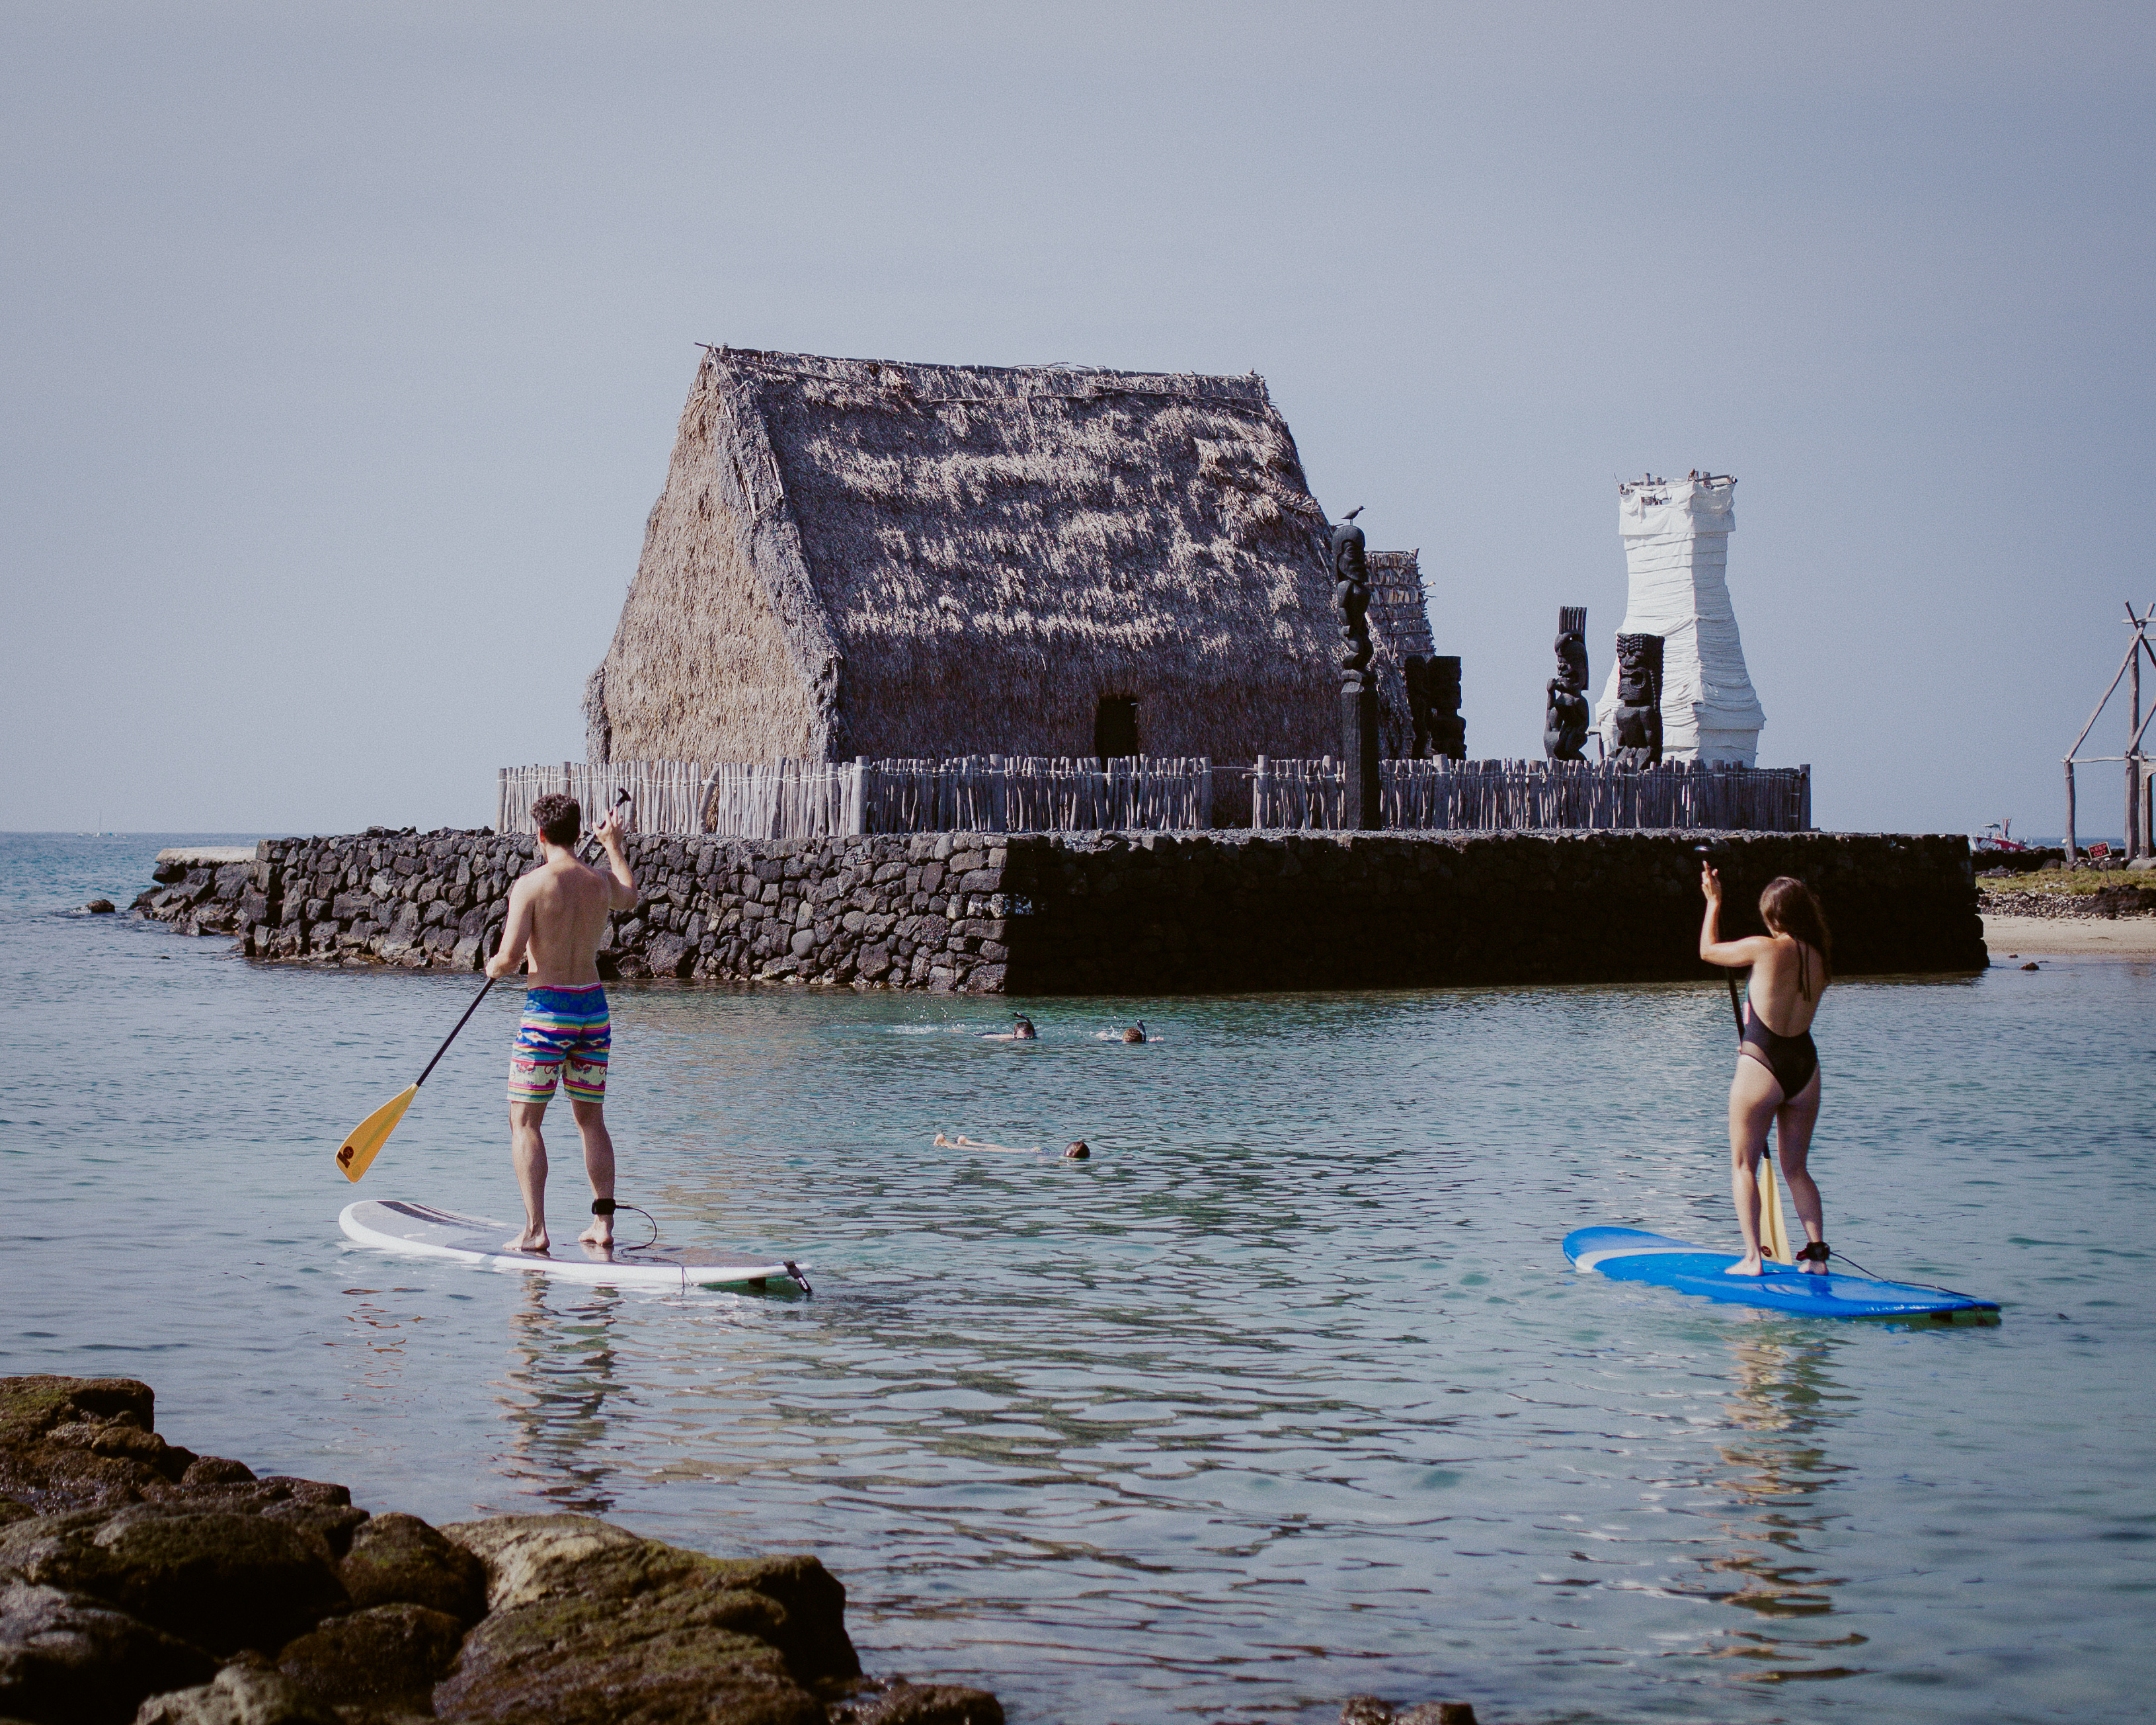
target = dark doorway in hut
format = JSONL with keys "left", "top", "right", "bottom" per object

{"left": 1094, "top": 696, "right": 1140, "bottom": 763}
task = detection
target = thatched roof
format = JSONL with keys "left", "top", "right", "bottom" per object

{"left": 1369, "top": 551, "right": 1433, "bottom": 661}
{"left": 1365, "top": 550, "right": 1429, "bottom": 758}
{"left": 587, "top": 347, "right": 1341, "bottom": 764}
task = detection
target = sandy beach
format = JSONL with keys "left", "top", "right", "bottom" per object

{"left": 1984, "top": 914, "right": 2156, "bottom": 957}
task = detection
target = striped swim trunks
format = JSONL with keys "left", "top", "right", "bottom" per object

{"left": 507, "top": 983, "right": 610, "bottom": 1105}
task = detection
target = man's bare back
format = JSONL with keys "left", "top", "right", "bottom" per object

{"left": 488, "top": 798, "right": 637, "bottom": 1253}
{"left": 491, "top": 839, "right": 634, "bottom": 986}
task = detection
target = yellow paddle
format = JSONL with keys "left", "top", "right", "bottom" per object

{"left": 1759, "top": 1149, "right": 1793, "bottom": 1265}
{"left": 336, "top": 978, "right": 497, "bottom": 1182}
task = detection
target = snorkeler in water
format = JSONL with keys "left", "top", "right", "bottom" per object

{"left": 934, "top": 1133, "right": 1090, "bottom": 1160}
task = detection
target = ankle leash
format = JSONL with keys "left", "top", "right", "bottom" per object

{"left": 589, "top": 1196, "right": 659, "bottom": 1250}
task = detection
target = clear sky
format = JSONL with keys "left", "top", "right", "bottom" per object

{"left": 5, "top": 1, "right": 2151, "bottom": 836}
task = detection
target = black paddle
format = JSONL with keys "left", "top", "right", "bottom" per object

{"left": 335, "top": 790, "right": 629, "bottom": 1182}
{"left": 1695, "top": 842, "right": 1745, "bottom": 1034}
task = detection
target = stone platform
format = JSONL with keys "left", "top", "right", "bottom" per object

{"left": 133, "top": 828, "right": 1986, "bottom": 992}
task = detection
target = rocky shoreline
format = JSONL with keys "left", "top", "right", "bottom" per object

{"left": 0, "top": 1375, "right": 999, "bottom": 1725}
{"left": 1977, "top": 882, "right": 2156, "bottom": 920}
{"left": 1, "top": 1376, "right": 1488, "bottom": 1725}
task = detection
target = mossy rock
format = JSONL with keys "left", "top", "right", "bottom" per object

{"left": 276, "top": 1601, "right": 463, "bottom": 1708}
{"left": 831, "top": 1677, "right": 1006, "bottom": 1725}
{"left": 339, "top": 1513, "right": 485, "bottom": 1623}
{"left": 0, "top": 1578, "right": 218, "bottom": 1725}
{"left": 0, "top": 1505, "right": 346, "bottom": 1656}
{"left": 0, "top": 1378, "right": 266, "bottom": 1518}
{"left": 132, "top": 1663, "right": 339, "bottom": 1725}
{"left": 437, "top": 1514, "right": 854, "bottom": 1724}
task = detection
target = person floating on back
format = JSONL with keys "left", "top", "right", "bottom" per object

{"left": 934, "top": 1133, "right": 1092, "bottom": 1160}
{"left": 1698, "top": 865, "right": 1833, "bottom": 1277}
{"left": 487, "top": 793, "right": 637, "bottom": 1254}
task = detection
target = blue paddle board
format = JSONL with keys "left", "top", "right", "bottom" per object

{"left": 1564, "top": 1226, "right": 1998, "bottom": 1322}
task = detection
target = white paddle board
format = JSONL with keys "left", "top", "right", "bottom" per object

{"left": 340, "top": 1200, "right": 811, "bottom": 1293}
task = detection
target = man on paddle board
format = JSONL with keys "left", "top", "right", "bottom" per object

{"left": 487, "top": 793, "right": 637, "bottom": 1253}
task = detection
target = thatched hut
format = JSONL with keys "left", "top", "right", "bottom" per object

{"left": 584, "top": 347, "right": 1342, "bottom": 765}
{"left": 1369, "top": 551, "right": 1433, "bottom": 662}
{"left": 1367, "top": 549, "right": 1430, "bottom": 758}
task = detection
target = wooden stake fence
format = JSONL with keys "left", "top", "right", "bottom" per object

{"left": 1252, "top": 757, "right": 1812, "bottom": 832}
{"left": 861, "top": 756, "right": 1213, "bottom": 834}
{"left": 498, "top": 756, "right": 1214, "bottom": 839}
{"left": 502, "top": 756, "right": 1808, "bottom": 838}
{"left": 497, "top": 761, "right": 715, "bottom": 839}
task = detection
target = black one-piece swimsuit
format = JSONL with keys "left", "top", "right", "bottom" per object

{"left": 1741, "top": 998, "right": 1818, "bottom": 1100}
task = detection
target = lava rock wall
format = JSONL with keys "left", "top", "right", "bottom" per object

{"left": 138, "top": 829, "right": 1020, "bottom": 992}
{"left": 998, "top": 829, "right": 1985, "bottom": 990}
{"left": 134, "top": 828, "right": 1985, "bottom": 992}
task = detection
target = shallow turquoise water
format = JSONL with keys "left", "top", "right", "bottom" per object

{"left": 3, "top": 834, "right": 2151, "bottom": 1724}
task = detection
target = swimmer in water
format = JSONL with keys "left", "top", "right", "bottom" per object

{"left": 934, "top": 1133, "right": 1092, "bottom": 1160}
{"left": 980, "top": 1014, "right": 1037, "bottom": 1041}
{"left": 934, "top": 1132, "right": 1039, "bottom": 1153}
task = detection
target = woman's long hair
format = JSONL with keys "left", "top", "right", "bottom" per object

{"left": 1759, "top": 876, "right": 1833, "bottom": 996}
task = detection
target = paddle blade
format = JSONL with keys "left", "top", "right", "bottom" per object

{"left": 1759, "top": 1156, "right": 1792, "bottom": 1264}
{"left": 337, "top": 1085, "right": 417, "bottom": 1183}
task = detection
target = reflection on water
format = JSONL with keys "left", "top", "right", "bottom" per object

{"left": 1697, "top": 1334, "right": 1866, "bottom": 1681}
{"left": 497, "top": 1281, "right": 627, "bottom": 1516}
{"left": 6, "top": 836, "right": 2154, "bottom": 1725}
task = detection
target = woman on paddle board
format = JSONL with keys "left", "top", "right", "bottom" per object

{"left": 1699, "top": 866, "right": 1833, "bottom": 1277}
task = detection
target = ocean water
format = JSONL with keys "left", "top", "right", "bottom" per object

{"left": 3, "top": 833, "right": 2151, "bottom": 1725}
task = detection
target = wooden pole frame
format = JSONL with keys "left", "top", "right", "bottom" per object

{"left": 2062, "top": 602, "right": 2155, "bottom": 864}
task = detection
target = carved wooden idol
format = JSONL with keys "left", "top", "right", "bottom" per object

{"left": 1331, "top": 513, "right": 1379, "bottom": 827}
{"left": 1332, "top": 518, "right": 1374, "bottom": 694}
{"left": 1610, "top": 633, "right": 1664, "bottom": 768}
{"left": 1543, "top": 606, "right": 1590, "bottom": 761}
{"left": 1427, "top": 655, "right": 1465, "bottom": 761}
{"left": 1404, "top": 656, "right": 1434, "bottom": 758}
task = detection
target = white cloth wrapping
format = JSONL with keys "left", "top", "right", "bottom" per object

{"left": 1594, "top": 477, "right": 1765, "bottom": 765}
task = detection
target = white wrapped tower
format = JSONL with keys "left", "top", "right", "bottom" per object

{"left": 1595, "top": 473, "right": 1765, "bottom": 765}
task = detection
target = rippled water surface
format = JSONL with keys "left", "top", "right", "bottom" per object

{"left": 4, "top": 834, "right": 2152, "bottom": 1724}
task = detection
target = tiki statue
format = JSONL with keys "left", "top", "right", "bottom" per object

{"left": 1427, "top": 655, "right": 1466, "bottom": 761}
{"left": 1331, "top": 511, "right": 1379, "bottom": 827}
{"left": 1543, "top": 606, "right": 1589, "bottom": 762}
{"left": 1404, "top": 655, "right": 1435, "bottom": 758}
{"left": 1331, "top": 516, "right": 1374, "bottom": 694}
{"left": 1610, "top": 632, "right": 1664, "bottom": 768}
